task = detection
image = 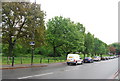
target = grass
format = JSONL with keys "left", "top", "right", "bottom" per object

{"left": 1, "top": 54, "right": 113, "bottom": 65}
{"left": 2, "top": 56, "right": 66, "bottom": 65}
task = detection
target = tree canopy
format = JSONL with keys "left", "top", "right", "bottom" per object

{"left": 46, "top": 16, "right": 86, "bottom": 57}
{"left": 2, "top": 2, "right": 45, "bottom": 56}
{"left": 2, "top": 2, "right": 112, "bottom": 58}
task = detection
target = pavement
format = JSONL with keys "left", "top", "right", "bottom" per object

{"left": 0, "top": 62, "right": 66, "bottom": 70}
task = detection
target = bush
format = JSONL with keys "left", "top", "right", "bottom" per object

{"left": 35, "top": 45, "right": 53, "bottom": 57}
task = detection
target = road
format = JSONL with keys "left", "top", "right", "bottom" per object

{"left": 2, "top": 58, "right": 119, "bottom": 79}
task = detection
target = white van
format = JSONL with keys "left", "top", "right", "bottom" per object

{"left": 66, "top": 54, "right": 83, "bottom": 65}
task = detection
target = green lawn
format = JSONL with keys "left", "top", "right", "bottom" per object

{"left": 1, "top": 54, "right": 113, "bottom": 65}
{"left": 2, "top": 56, "right": 66, "bottom": 65}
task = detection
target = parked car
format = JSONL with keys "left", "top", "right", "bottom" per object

{"left": 113, "top": 56, "right": 117, "bottom": 58}
{"left": 66, "top": 54, "right": 83, "bottom": 65}
{"left": 109, "top": 56, "right": 112, "bottom": 59}
{"left": 110, "top": 56, "right": 115, "bottom": 59}
{"left": 83, "top": 57, "right": 94, "bottom": 63}
{"left": 105, "top": 56, "right": 110, "bottom": 60}
{"left": 108, "top": 56, "right": 111, "bottom": 59}
{"left": 101, "top": 57, "right": 106, "bottom": 60}
{"left": 93, "top": 56, "right": 101, "bottom": 61}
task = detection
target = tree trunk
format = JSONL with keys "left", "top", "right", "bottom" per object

{"left": 8, "top": 36, "right": 16, "bottom": 66}
{"left": 8, "top": 37, "right": 13, "bottom": 57}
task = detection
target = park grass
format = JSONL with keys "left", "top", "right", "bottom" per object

{"left": 1, "top": 54, "right": 113, "bottom": 65}
{"left": 2, "top": 56, "right": 66, "bottom": 65}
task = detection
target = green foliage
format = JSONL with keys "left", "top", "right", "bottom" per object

{"left": 2, "top": 2, "right": 110, "bottom": 58}
{"left": 34, "top": 45, "right": 53, "bottom": 57}
{"left": 2, "top": 2, "right": 45, "bottom": 57}
{"left": 2, "top": 44, "right": 9, "bottom": 56}
{"left": 84, "top": 32, "right": 94, "bottom": 54}
{"left": 46, "top": 16, "right": 85, "bottom": 57}
{"left": 94, "top": 38, "right": 108, "bottom": 55}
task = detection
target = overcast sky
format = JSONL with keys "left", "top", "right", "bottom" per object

{"left": 31, "top": 0, "right": 119, "bottom": 45}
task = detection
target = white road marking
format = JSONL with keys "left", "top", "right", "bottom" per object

{"left": 18, "top": 72, "right": 54, "bottom": 79}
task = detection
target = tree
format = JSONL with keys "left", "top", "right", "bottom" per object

{"left": 46, "top": 16, "right": 85, "bottom": 57}
{"left": 109, "top": 46, "right": 116, "bottom": 54}
{"left": 2, "top": 2, "right": 45, "bottom": 56}
{"left": 2, "top": 2, "right": 45, "bottom": 66}
{"left": 94, "top": 38, "right": 108, "bottom": 56}
{"left": 46, "top": 16, "right": 71, "bottom": 57}
{"left": 109, "top": 42, "right": 120, "bottom": 55}
{"left": 94, "top": 38, "right": 100, "bottom": 55}
{"left": 84, "top": 32, "right": 94, "bottom": 57}
{"left": 61, "top": 22, "right": 85, "bottom": 55}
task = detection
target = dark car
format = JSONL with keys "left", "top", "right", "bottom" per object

{"left": 83, "top": 57, "right": 93, "bottom": 63}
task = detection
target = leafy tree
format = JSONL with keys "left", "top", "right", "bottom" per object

{"left": 46, "top": 16, "right": 71, "bottom": 57}
{"left": 109, "top": 46, "right": 116, "bottom": 54}
{"left": 94, "top": 38, "right": 108, "bottom": 56}
{"left": 84, "top": 32, "right": 94, "bottom": 57}
{"left": 94, "top": 38, "right": 100, "bottom": 55}
{"left": 46, "top": 16, "right": 85, "bottom": 57}
{"left": 2, "top": 2, "right": 45, "bottom": 66}
{"left": 2, "top": 2, "right": 45, "bottom": 57}
{"left": 60, "top": 22, "right": 85, "bottom": 55}
{"left": 109, "top": 42, "right": 120, "bottom": 54}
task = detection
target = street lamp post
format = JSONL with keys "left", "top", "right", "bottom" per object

{"left": 30, "top": 0, "right": 36, "bottom": 65}
{"left": 30, "top": 41, "right": 35, "bottom": 65}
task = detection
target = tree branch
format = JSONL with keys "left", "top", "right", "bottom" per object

{"left": 13, "top": 18, "right": 26, "bottom": 46}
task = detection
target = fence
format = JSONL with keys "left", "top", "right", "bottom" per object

{"left": 2, "top": 56, "right": 66, "bottom": 65}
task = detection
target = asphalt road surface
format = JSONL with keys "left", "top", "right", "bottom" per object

{"left": 2, "top": 58, "right": 119, "bottom": 79}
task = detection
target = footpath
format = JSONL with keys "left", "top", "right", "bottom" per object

{"left": 0, "top": 62, "right": 66, "bottom": 70}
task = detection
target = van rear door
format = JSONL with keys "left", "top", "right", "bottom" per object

{"left": 67, "top": 55, "right": 75, "bottom": 62}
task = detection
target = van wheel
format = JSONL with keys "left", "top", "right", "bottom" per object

{"left": 67, "top": 63, "right": 70, "bottom": 65}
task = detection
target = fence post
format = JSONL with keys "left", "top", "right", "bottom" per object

{"left": 7, "top": 57, "right": 9, "bottom": 64}
{"left": 21, "top": 56, "right": 22, "bottom": 64}
{"left": 40, "top": 58, "right": 42, "bottom": 63}
{"left": 48, "top": 58, "right": 49, "bottom": 63}
{"left": 54, "top": 58, "right": 56, "bottom": 62}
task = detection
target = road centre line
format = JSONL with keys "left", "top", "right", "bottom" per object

{"left": 18, "top": 72, "right": 54, "bottom": 79}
